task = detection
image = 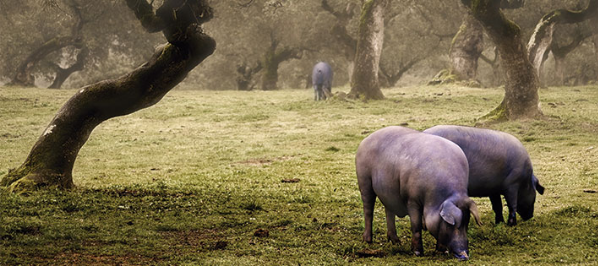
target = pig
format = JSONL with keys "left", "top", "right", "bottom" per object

{"left": 356, "top": 126, "right": 482, "bottom": 260}
{"left": 423, "top": 125, "right": 545, "bottom": 226}
{"left": 312, "top": 62, "right": 333, "bottom": 101}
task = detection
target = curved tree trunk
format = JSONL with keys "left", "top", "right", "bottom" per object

{"left": 527, "top": 0, "right": 598, "bottom": 80}
{"left": 10, "top": 36, "right": 81, "bottom": 87}
{"left": 550, "top": 32, "right": 589, "bottom": 86}
{"left": 379, "top": 58, "right": 420, "bottom": 88}
{"left": 462, "top": 0, "right": 541, "bottom": 120}
{"left": 260, "top": 41, "right": 301, "bottom": 91}
{"left": 594, "top": 35, "right": 598, "bottom": 81}
{"left": 236, "top": 61, "right": 262, "bottom": 91}
{"left": 1, "top": 0, "right": 216, "bottom": 192}
{"left": 591, "top": 17, "right": 598, "bottom": 82}
{"left": 553, "top": 54, "right": 566, "bottom": 86}
{"left": 260, "top": 48, "right": 280, "bottom": 91}
{"left": 349, "top": 0, "right": 389, "bottom": 100}
{"left": 450, "top": 14, "right": 484, "bottom": 82}
{"left": 10, "top": 0, "right": 86, "bottom": 88}
{"left": 480, "top": 47, "right": 503, "bottom": 87}
{"left": 322, "top": 0, "right": 357, "bottom": 84}
{"left": 49, "top": 46, "right": 89, "bottom": 89}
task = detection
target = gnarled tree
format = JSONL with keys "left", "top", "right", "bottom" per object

{"left": 440, "top": 0, "right": 523, "bottom": 86}
{"left": 349, "top": 0, "right": 389, "bottom": 100}
{"left": 449, "top": 14, "right": 484, "bottom": 84}
{"left": 260, "top": 32, "right": 303, "bottom": 91}
{"left": 593, "top": 17, "right": 598, "bottom": 81}
{"left": 49, "top": 46, "right": 89, "bottom": 89}
{"left": 321, "top": 0, "right": 358, "bottom": 80}
{"left": 9, "top": 0, "right": 86, "bottom": 87}
{"left": 1, "top": 0, "right": 216, "bottom": 192}
{"left": 527, "top": 0, "right": 598, "bottom": 80}
{"left": 462, "top": 0, "right": 541, "bottom": 120}
{"left": 236, "top": 61, "right": 262, "bottom": 91}
{"left": 551, "top": 27, "right": 592, "bottom": 86}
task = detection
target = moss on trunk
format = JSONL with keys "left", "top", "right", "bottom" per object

{"left": 449, "top": 14, "right": 484, "bottom": 83}
{"left": 349, "top": 0, "right": 388, "bottom": 100}
{"left": 463, "top": 0, "right": 542, "bottom": 120}
{"left": 527, "top": 0, "right": 598, "bottom": 80}
{"left": 1, "top": 0, "right": 216, "bottom": 193}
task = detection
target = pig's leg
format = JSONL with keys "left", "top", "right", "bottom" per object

{"left": 489, "top": 194, "right": 505, "bottom": 224}
{"left": 323, "top": 85, "right": 332, "bottom": 99}
{"left": 360, "top": 183, "right": 376, "bottom": 243}
{"left": 408, "top": 204, "right": 424, "bottom": 256}
{"left": 385, "top": 208, "right": 400, "bottom": 244}
{"left": 504, "top": 187, "right": 519, "bottom": 226}
{"left": 313, "top": 85, "right": 318, "bottom": 101}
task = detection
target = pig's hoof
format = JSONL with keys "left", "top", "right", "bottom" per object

{"left": 387, "top": 234, "right": 400, "bottom": 244}
{"left": 413, "top": 250, "right": 424, "bottom": 257}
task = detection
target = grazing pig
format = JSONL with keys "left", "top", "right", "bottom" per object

{"left": 356, "top": 126, "right": 482, "bottom": 260}
{"left": 424, "top": 125, "right": 545, "bottom": 226}
{"left": 312, "top": 62, "right": 333, "bottom": 101}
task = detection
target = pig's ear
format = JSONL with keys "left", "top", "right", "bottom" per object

{"left": 440, "top": 200, "right": 462, "bottom": 227}
{"left": 466, "top": 198, "right": 483, "bottom": 226}
{"left": 533, "top": 175, "right": 545, "bottom": 195}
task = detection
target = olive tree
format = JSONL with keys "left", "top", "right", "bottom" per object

{"left": 1, "top": 0, "right": 216, "bottom": 191}
{"left": 0, "top": 0, "right": 161, "bottom": 89}
{"left": 527, "top": 0, "right": 598, "bottom": 80}
{"left": 349, "top": 0, "right": 389, "bottom": 100}
{"left": 462, "top": 0, "right": 542, "bottom": 120}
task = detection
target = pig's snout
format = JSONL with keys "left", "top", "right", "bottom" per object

{"left": 453, "top": 250, "right": 469, "bottom": 261}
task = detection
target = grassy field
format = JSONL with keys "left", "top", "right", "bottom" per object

{"left": 1, "top": 84, "right": 597, "bottom": 265}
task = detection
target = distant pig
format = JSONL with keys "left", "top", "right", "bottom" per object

{"left": 312, "top": 62, "right": 333, "bottom": 101}
{"left": 424, "top": 125, "right": 545, "bottom": 226}
{"left": 356, "top": 126, "right": 482, "bottom": 260}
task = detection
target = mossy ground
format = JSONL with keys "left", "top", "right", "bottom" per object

{"left": 1, "top": 85, "right": 597, "bottom": 265}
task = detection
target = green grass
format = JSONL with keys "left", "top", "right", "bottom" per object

{"left": 1, "top": 85, "right": 598, "bottom": 265}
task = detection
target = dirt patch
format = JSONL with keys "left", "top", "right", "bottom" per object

{"left": 355, "top": 249, "right": 386, "bottom": 258}
{"left": 161, "top": 229, "right": 228, "bottom": 251}
{"left": 51, "top": 252, "right": 161, "bottom": 265}
{"left": 253, "top": 228, "right": 269, "bottom": 238}
{"left": 235, "top": 155, "right": 295, "bottom": 166}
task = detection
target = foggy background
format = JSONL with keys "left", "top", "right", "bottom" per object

{"left": 0, "top": 0, "right": 596, "bottom": 90}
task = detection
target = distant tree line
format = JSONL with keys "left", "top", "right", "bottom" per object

{"left": 1, "top": 0, "right": 596, "bottom": 90}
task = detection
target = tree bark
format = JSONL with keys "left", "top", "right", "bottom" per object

{"left": 260, "top": 37, "right": 302, "bottom": 91}
{"left": 9, "top": 0, "right": 86, "bottom": 88}
{"left": 462, "top": 0, "right": 541, "bottom": 120}
{"left": 349, "top": 0, "right": 389, "bottom": 100}
{"left": 590, "top": 17, "right": 598, "bottom": 82}
{"left": 480, "top": 47, "right": 503, "bottom": 87}
{"left": 594, "top": 34, "right": 598, "bottom": 82}
{"left": 379, "top": 58, "right": 420, "bottom": 87}
{"left": 322, "top": 0, "right": 357, "bottom": 84}
{"left": 527, "top": 0, "right": 598, "bottom": 80}
{"left": 49, "top": 46, "right": 89, "bottom": 89}
{"left": 10, "top": 36, "right": 81, "bottom": 87}
{"left": 450, "top": 14, "right": 484, "bottom": 82}
{"left": 321, "top": 0, "right": 357, "bottom": 60}
{"left": 236, "top": 61, "right": 262, "bottom": 91}
{"left": 550, "top": 31, "right": 589, "bottom": 86}
{"left": 1, "top": 0, "right": 216, "bottom": 192}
